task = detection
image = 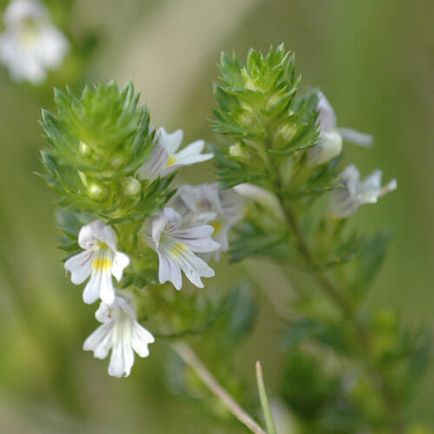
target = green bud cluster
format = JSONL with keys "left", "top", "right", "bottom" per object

{"left": 212, "top": 44, "right": 320, "bottom": 189}
{"left": 40, "top": 81, "right": 173, "bottom": 223}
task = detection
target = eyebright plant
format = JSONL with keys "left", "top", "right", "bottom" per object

{"left": 40, "top": 81, "right": 244, "bottom": 378}
{"left": 211, "top": 45, "right": 429, "bottom": 434}
{"left": 40, "top": 47, "right": 431, "bottom": 434}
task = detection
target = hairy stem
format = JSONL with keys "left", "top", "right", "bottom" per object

{"left": 172, "top": 342, "right": 267, "bottom": 434}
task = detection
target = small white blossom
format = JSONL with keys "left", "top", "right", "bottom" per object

{"left": 65, "top": 220, "right": 130, "bottom": 305}
{"left": 330, "top": 164, "right": 397, "bottom": 218}
{"left": 140, "top": 128, "right": 213, "bottom": 179}
{"left": 308, "top": 91, "right": 373, "bottom": 167}
{"left": 171, "top": 183, "right": 243, "bottom": 257}
{"left": 83, "top": 294, "right": 154, "bottom": 378}
{"left": 149, "top": 207, "right": 219, "bottom": 290}
{"left": 0, "top": 0, "right": 69, "bottom": 84}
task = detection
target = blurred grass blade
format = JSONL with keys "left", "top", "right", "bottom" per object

{"left": 256, "top": 361, "right": 278, "bottom": 434}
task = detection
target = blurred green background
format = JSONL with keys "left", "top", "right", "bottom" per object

{"left": 0, "top": 0, "right": 432, "bottom": 432}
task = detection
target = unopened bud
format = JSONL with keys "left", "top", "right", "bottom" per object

{"left": 273, "top": 122, "right": 297, "bottom": 147}
{"left": 122, "top": 177, "right": 141, "bottom": 196}
{"left": 88, "top": 183, "right": 107, "bottom": 201}
{"left": 229, "top": 143, "right": 248, "bottom": 158}
{"left": 307, "top": 131, "right": 342, "bottom": 167}
{"left": 111, "top": 155, "right": 124, "bottom": 168}
{"left": 79, "top": 141, "right": 91, "bottom": 155}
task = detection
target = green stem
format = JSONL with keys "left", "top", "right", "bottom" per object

{"left": 256, "top": 361, "right": 278, "bottom": 434}
{"left": 273, "top": 185, "right": 404, "bottom": 433}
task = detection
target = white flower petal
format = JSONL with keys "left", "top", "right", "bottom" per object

{"left": 64, "top": 250, "right": 93, "bottom": 284}
{"left": 139, "top": 142, "right": 169, "bottom": 180}
{"left": 83, "top": 323, "right": 112, "bottom": 359}
{"left": 360, "top": 170, "right": 383, "bottom": 203}
{"left": 5, "top": 0, "right": 45, "bottom": 26}
{"left": 214, "top": 224, "right": 230, "bottom": 252}
{"left": 330, "top": 165, "right": 397, "bottom": 218}
{"left": 35, "top": 26, "right": 68, "bottom": 69}
{"left": 0, "top": 0, "right": 68, "bottom": 84}
{"left": 173, "top": 142, "right": 213, "bottom": 166}
{"left": 158, "top": 127, "right": 183, "bottom": 154}
{"left": 84, "top": 296, "right": 155, "bottom": 377}
{"left": 173, "top": 226, "right": 220, "bottom": 252}
{"left": 384, "top": 178, "right": 398, "bottom": 194}
{"left": 131, "top": 324, "right": 155, "bottom": 358}
{"left": 329, "top": 189, "right": 359, "bottom": 218}
{"left": 317, "top": 91, "right": 337, "bottom": 133}
{"left": 108, "top": 338, "right": 135, "bottom": 378}
{"left": 341, "top": 164, "right": 361, "bottom": 197}
{"left": 112, "top": 252, "right": 130, "bottom": 281}
{"left": 338, "top": 128, "right": 373, "bottom": 147}
{"left": 174, "top": 248, "right": 215, "bottom": 288}
{"left": 308, "top": 131, "right": 343, "bottom": 167}
{"left": 158, "top": 252, "right": 182, "bottom": 290}
{"left": 83, "top": 268, "right": 115, "bottom": 305}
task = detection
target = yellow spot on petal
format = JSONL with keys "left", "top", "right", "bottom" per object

{"left": 166, "top": 155, "right": 177, "bottom": 167}
{"left": 92, "top": 257, "right": 113, "bottom": 271}
{"left": 20, "top": 19, "right": 38, "bottom": 47}
{"left": 169, "top": 243, "right": 188, "bottom": 258}
{"left": 211, "top": 220, "right": 222, "bottom": 235}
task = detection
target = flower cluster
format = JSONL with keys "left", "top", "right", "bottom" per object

{"left": 42, "top": 82, "right": 243, "bottom": 377}
{"left": 0, "top": 0, "right": 69, "bottom": 84}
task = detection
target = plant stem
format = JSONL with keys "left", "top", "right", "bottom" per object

{"left": 256, "top": 361, "right": 278, "bottom": 434}
{"left": 172, "top": 342, "right": 268, "bottom": 434}
{"left": 274, "top": 188, "right": 404, "bottom": 433}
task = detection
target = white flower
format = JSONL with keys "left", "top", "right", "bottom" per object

{"left": 149, "top": 207, "right": 220, "bottom": 290}
{"left": 140, "top": 127, "right": 213, "bottom": 179}
{"left": 64, "top": 220, "right": 130, "bottom": 305}
{"left": 171, "top": 183, "right": 244, "bottom": 256}
{"left": 83, "top": 294, "right": 154, "bottom": 378}
{"left": 0, "top": 0, "right": 69, "bottom": 84}
{"left": 308, "top": 91, "right": 373, "bottom": 167}
{"left": 329, "top": 164, "right": 397, "bottom": 218}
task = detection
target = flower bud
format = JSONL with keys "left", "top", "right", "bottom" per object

{"left": 88, "top": 183, "right": 107, "bottom": 201}
{"left": 229, "top": 143, "right": 248, "bottom": 159}
{"left": 79, "top": 141, "right": 91, "bottom": 156}
{"left": 122, "top": 177, "right": 141, "bottom": 196}
{"left": 307, "top": 131, "right": 343, "bottom": 167}
{"left": 272, "top": 122, "right": 297, "bottom": 148}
